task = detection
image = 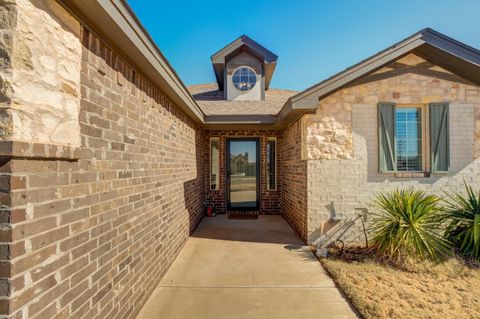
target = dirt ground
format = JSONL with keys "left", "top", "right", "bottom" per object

{"left": 320, "top": 247, "right": 480, "bottom": 319}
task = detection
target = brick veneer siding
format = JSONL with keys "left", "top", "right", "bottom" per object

{"left": 305, "top": 54, "right": 480, "bottom": 243}
{"left": 280, "top": 121, "right": 308, "bottom": 242}
{"left": 0, "top": 17, "right": 205, "bottom": 319}
{"left": 204, "top": 129, "right": 282, "bottom": 214}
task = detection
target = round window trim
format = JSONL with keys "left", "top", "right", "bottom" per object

{"left": 232, "top": 66, "right": 257, "bottom": 92}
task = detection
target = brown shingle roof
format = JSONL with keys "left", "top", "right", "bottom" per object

{"left": 188, "top": 83, "right": 298, "bottom": 116}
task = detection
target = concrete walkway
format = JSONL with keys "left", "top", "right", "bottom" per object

{"left": 136, "top": 215, "right": 357, "bottom": 319}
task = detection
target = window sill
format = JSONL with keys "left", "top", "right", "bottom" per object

{"left": 394, "top": 172, "right": 430, "bottom": 178}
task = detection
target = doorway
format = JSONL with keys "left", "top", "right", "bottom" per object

{"left": 226, "top": 138, "right": 260, "bottom": 210}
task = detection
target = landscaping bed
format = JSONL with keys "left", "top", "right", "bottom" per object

{"left": 320, "top": 247, "right": 480, "bottom": 319}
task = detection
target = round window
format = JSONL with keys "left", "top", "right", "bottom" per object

{"left": 232, "top": 67, "right": 257, "bottom": 91}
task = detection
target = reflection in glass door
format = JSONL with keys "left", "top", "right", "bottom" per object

{"left": 227, "top": 138, "right": 259, "bottom": 210}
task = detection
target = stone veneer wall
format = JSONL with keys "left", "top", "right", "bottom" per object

{"left": 204, "top": 129, "right": 282, "bottom": 214}
{"left": 304, "top": 54, "right": 480, "bottom": 243}
{"left": 0, "top": 2, "right": 205, "bottom": 318}
{"left": 280, "top": 120, "right": 308, "bottom": 242}
{"left": 0, "top": 0, "right": 81, "bottom": 146}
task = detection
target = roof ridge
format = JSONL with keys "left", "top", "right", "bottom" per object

{"left": 210, "top": 35, "right": 278, "bottom": 61}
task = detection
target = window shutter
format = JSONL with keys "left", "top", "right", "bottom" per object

{"left": 430, "top": 103, "right": 450, "bottom": 172}
{"left": 378, "top": 103, "right": 396, "bottom": 172}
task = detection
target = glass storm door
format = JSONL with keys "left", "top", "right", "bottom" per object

{"left": 226, "top": 138, "right": 260, "bottom": 210}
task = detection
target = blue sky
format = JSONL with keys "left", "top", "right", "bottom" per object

{"left": 127, "top": 0, "right": 480, "bottom": 91}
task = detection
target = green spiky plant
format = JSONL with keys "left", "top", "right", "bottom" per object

{"left": 443, "top": 182, "right": 480, "bottom": 259}
{"left": 370, "top": 188, "right": 452, "bottom": 261}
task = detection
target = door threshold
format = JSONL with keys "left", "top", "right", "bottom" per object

{"left": 228, "top": 212, "right": 259, "bottom": 219}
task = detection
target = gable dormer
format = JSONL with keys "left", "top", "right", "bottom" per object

{"left": 211, "top": 35, "right": 278, "bottom": 101}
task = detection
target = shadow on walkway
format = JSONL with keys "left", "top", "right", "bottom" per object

{"left": 191, "top": 214, "right": 303, "bottom": 245}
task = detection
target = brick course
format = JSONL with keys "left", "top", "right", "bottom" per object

{"left": 0, "top": 16, "right": 205, "bottom": 319}
{"left": 280, "top": 121, "right": 308, "bottom": 242}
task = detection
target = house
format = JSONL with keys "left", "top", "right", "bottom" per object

{"left": 0, "top": 0, "right": 479, "bottom": 318}
{"left": 192, "top": 31, "right": 480, "bottom": 242}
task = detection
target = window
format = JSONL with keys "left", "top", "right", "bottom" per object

{"left": 210, "top": 138, "right": 220, "bottom": 190}
{"left": 266, "top": 138, "right": 276, "bottom": 190}
{"left": 395, "top": 107, "right": 423, "bottom": 171}
{"left": 378, "top": 102, "right": 449, "bottom": 174}
{"left": 232, "top": 66, "right": 256, "bottom": 91}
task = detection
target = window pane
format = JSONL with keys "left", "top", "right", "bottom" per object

{"left": 232, "top": 67, "right": 257, "bottom": 91}
{"left": 267, "top": 139, "right": 276, "bottom": 190}
{"left": 396, "top": 109, "right": 407, "bottom": 122}
{"left": 210, "top": 138, "right": 219, "bottom": 190}
{"left": 229, "top": 140, "right": 257, "bottom": 208}
{"left": 395, "top": 108, "right": 422, "bottom": 171}
{"left": 407, "top": 110, "right": 421, "bottom": 121}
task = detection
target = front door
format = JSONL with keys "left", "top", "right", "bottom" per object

{"left": 226, "top": 138, "right": 260, "bottom": 210}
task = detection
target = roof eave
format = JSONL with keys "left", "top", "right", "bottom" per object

{"left": 200, "top": 98, "right": 316, "bottom": 129}
{"left": 211, "top": 35, "right": 278, "bottom": 63}
{"left": 202, "top": 114, "right": 280, "bottom": 129}
{"left": 275, "top": 98, "right": 317, "bottom": 126}
{"left": 204, "top": 114, "right": 277, "bottom": 125}
{"left": 290, "top": 37, "right": 427, "bottom": 107}
{"left": 59, "top": 0, "right": 205, "bottom": 123}
{"left": 289, "top": 28, "right": 480, "bottom": 109}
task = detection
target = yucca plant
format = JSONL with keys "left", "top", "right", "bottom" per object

{"left": 370, "top": 188, "right": 452, "bottom": 261}
{"left": 443, "top": 182, "right": 480, "bottom": 259}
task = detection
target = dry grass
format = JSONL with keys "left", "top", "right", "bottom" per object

{"left": 320, "top": 247, "right": 480, "bottom": 319}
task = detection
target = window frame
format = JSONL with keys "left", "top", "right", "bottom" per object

{"left": 209, "top": 137, "right": 220, "bottom": 191}
{"left": 379, "top": 102, "right": 452, "bottom": 177}
{"left": 394, "top": 104, "right": 428, "bottom": 173}
{"left": 232, "top": 66, "right": 257, "bottom": 92}
{"left": 266, "top": 137, "right": 277, "bottom": 191}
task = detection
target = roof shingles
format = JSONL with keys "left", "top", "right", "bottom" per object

{"left": 188, "top": 83, "right": 297, "bottom": 116}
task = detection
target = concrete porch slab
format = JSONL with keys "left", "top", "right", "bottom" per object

{"left": 136, "top": 215, "right": 357, "bottom": 319}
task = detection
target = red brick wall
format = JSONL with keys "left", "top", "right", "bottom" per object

{"left": 280, "top": 120, "right": 308, "bottom": 242}
{"left": 0, "top": 27, "right": 205, "bottom": 319}
{"left": 204, "top": 129, "right": 282, "bottom": 214}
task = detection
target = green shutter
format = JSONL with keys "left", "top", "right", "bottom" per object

{"left": 430, "top": 103, "right": 450, "bottom": 172}
{"left": 378, "top": 103, "right": 396, "bottom": 172}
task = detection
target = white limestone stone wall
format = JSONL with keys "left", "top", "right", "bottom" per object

{"left": 305, "top": 115, "right": 353, "bottom": 160}
{"left": 0, "top": 0, "right": 81, "bottom": 146}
